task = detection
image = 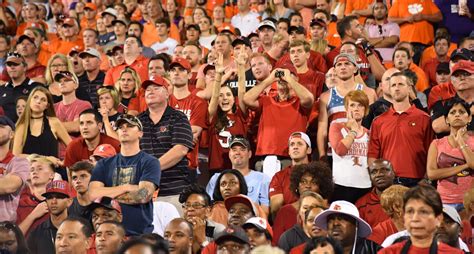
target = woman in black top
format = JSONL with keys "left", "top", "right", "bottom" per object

{"left": 115, "top": 67, "right": 140, "bottom": 114}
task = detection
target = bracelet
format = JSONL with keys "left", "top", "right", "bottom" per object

{"left": 460, "top": 144, "right": 469, "bottom": 150}
{"left": 349, "top": 130, "right": 358, "bottom": 137}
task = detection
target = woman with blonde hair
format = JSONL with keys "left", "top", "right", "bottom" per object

{"left": 97, "top": 86, "right": 121, "bottom": 139}
{"left": 13, "top": 86, "right": 71, "bottom": 165}
{"left": 44, "top": 53, "right": 75, "bottom": 103}
{"left": 115, "top": 67, "right": 141, "bottom": 114}
{"left": 262, "top": 0, "right": 294, "bottom": 20}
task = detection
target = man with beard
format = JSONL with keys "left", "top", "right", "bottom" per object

{"left": 314, "top": 201, "right": 381, "bottom": 254}
{"left": 368, "top": 72, "right": 434, "bottom": 186}
{"left": 182, "top": 41, "right": 203, "bottom": 90}
{"left": 366, "top": 2, "right": 400, "bottom": 63}
{"left": 226, "top": 195, "right": 258, "bottom": 227}
{"left": 64, "top": 109, "right": 120, "bottom": 168}
{"left": 164, "top": 218, "right": 194, "bottom": 254}
{"left": 27, "top": 180, "right": 73, "bottom": 254}
{"left": 68, "top": 161, "right": 94, "bottom": 219}
{"left": 0, "top": 116, "right": 29, "bottom": 222}
{"left": 437, "top": 205, "right": 470, "bottom": 252}
{"left": 355, "top": 159, "right": 395, "bottom": 228}
{"left": 96, "top": 221, "right": 127, "bottom": 254}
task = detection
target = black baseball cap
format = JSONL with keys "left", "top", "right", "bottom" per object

{"left": 229, "top": 136, "right": 250, "bottom": 148}
{"left": 215, "top": 226, "right": 249, "bottom": 245}
{"left": 232, "top": 36, "right": 251, "bottom": 48}
{"left": 0, "top": 116, "right": 15, "bottom": 130}
{"left": 450, "top": 48, "right": 474, "bottom": 62}
{"left": 288, "top": 26, "right": 306, "bottom": 35}
{"left": 436, "top": 62, "right": 450, "bottom": 74}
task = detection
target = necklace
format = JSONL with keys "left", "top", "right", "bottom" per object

{"left": 31, "top": 115, "right": 43, "bottom": 119}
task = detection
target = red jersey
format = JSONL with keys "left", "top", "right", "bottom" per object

{"left": 128, "top": 88, "right": 147, "bottom": 114}
{"left": 368, "top": 219, "right": 398, "bottom": 245}
{"left": 379, "top": 241, "right": 464, "bottom": 254}
{"left": 290, "top": 243, "right": 306, "bottom": 254}
{"left": 272, "top": 203, "right": 298, "bottom": 245}
{"left": 104, "top": 56, "right": 149, "bottom": 86}
{"left": 208, "top": 107, "right": 247, "bottom": 171}
{"left": 16, "top": 187, "right": 48, "bottom": 237}
{"left": 275, "top": 50, "right": 328, "bottom": 74}
{"left": 169, "top": 92, "right": 208, "bottom": 169}
{"left": 355, "top": 188, "right": 389, "bottom": 228}
{"left": 269, "top": 166, "right": 298, "bottom": 203}
{"left": 64, "top": 134, "right": 121, "bottom": 168}
{"left": 427, "top": 82, "right": 456, "bottom": 110}
{"left": 256, "top": 95, "right": 310, "bottom": 156}
{"left": 368, "top": 105, "right": 434, "bottom": 178}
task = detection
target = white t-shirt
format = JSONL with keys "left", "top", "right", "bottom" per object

{"left": 151, "top": 37, "right": 178, "bottom": 56}
{"left": 199, "top": 35, "right": 217, "bottom": 50}
{"left": 231, "top": 11, "right": 261, "bottom": 36}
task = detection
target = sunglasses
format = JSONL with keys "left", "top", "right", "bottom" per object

{"left": 6, "top": 62, "right": 20, "bottom": 67}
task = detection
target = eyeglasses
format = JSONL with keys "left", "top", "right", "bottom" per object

{"left": 182, "top": 203, "right": 207, "bottom": 209}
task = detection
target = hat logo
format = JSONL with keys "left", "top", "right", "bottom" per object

{"left": 98, "top": 146, "right": 105, "bottom": 152}
{"left": 226, "top": 228, "right": 235, "bottom": 234}
{"left": 334, "top": 204, "right": 341, "bottom": 210}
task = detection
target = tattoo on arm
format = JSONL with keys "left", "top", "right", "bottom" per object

{"left": 116, "top": 182, "right": 155, "bottom": 205}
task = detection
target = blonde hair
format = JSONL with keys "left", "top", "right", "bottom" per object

{"left": 45, "top": 54, "right": 75, "bottom": 85}
{"left": 16, "top": 86, "right": 57, "bottom": 149}
{"left": 27, "top": 154, "right": 55, "bottom": 172}
{"left": 115, "top": 67, "right": 141, "bottom": 97}
{"left": 380, "top": 185, "right": 409, "bottom": 218}
{"left": 464, "top": 187, "right": 474, "bottom": 213}
{"left": 97, "top": 86, "right": 120, "bottom": 110}
{"left": 310, "top": 39, "right": 329, "bottom": 55}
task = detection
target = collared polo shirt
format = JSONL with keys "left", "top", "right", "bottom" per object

{"left": 0, "top": 78, "right": 41, "bottom": 121}
{"left": 139, "top": 106, "right": 194, "bottom": 196}
{"left": 368, "top": 105, "right": 434, "bottom": 179}
{"left": 355, "top": 188, "right": 389, "bottom": 228}
{"left": 78, "top": 71, "right": 105, "bottom": 107}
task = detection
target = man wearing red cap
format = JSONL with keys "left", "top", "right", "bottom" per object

{"left": 243, "top": 61, "right": 314, "bottom": 174}
{"left": 27, "top": 180, "right": 73, "bottom": 254}
{"left": 138, "top": 74, "right": 194, "bottom": 215}
{"left": 169, "top": 57, "right": 208, "bottom": 180}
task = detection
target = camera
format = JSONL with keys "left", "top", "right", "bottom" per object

{"left": 275, "top": 70, "right": 284, "bottom": 78}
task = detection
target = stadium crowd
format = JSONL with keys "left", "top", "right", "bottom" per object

{"left": 0, "top": 0, "right": 473, "bottom": 253}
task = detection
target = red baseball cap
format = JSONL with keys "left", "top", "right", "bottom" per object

{"left": 452, "top": 60, "right": 474, "bottom": 75}
{"left": 93, "top": 144, "right": 117, "bottom": 158}
{"left": 170, "top": 57, "right": 191, "bottom": 72}
{"left": 141, "top": 75, "right": 169, "bottom": 89}
{"left": 62, "top": 17, "right": 75, "bottom": 27}
{"left": 224, "top": 194, "right": 259, "bottom": 216}
{"left": 42, "top": 180, "right": 72, "bottom": 198}
{"left": 84, "top": 3, "right": 97, "bottom": 11}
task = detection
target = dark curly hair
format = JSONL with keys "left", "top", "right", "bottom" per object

{"left": 212, "top": 169, "right": 248, "bottom": 202}
{"left": 289, "top": 161, "right": 334, "bottom": 200}
{"left": 178, "top": 184, "right": 212, "bottom": 206}
{"left": 215, "top": 85, "right": 237, "bottom": 132}
{"left": 303, "top": 236, "right": 343, "bottom": 254}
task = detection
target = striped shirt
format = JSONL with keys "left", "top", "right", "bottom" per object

{"left": 139, "top": 106, "right": 194, "bottom": 196}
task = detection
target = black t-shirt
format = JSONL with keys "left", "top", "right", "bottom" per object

{"left": 0, "top": 78, "right": 42, "bottom": 122}
{"left": 430, "top": 94, "right": 474, "bottom": 137}
{"left": 225, "top": 68, "right": 257, "bottom": 95}
{"left": 67, "top": 198, "right": 91, "bottom": 220}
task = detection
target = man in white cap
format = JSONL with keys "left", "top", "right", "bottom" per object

{"left": 257, "top": 20, "right": 276, "bottom": 52}
{"left": 314, "top": 200, "right": 381, "bottom": 254}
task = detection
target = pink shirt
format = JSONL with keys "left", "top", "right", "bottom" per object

{"left": 366, "top": 22, "right": 400, "bottom": 63}
{"left": 435, "top": 136, "right": 474, "bottom": 204}
{"left": 0, "top": 153, "right": 30, "bottom": 222}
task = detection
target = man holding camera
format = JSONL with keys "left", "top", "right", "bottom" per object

{"left": 243, "top": 63, "right": 314, "bottom": 175}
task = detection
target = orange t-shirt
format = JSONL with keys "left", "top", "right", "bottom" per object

{"left": 16, "top": 21, "right": 48, "bottom": 37}
{"left": 48, "top": 38, "right": 85, "bottom": 56}
{"left": 384, "top": 62, "right": 430, "bottom": 92}
{"left": 104, "top": 55, "right": 149, "bottom": 86}
{"left": 327, "top": 22, "right": 341, "bottom": 48}
{"left": 128, "top": 88, "right": 147, "bottom": 114}
{"left": 388, "top": 0, "right": 441, "bottom": 44}
{"left": 344, "top": 0, "right": 373, "bottom": 24}
{"left": 419, "top": 43, "right": 457, "bottom": 68}
{"left": 142, "top": 21, "right": 181, "bottom": 47}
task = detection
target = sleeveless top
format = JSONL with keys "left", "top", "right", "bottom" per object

{"left": 331, "top": 124, "right": 371, "bottom": 188}
{"left": 327, "top": 84, "right": 364, "bottom": 124}
{"left": 23, "top": 116, "right": 59, "bottom": 157}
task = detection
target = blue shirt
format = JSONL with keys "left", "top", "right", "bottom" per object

{"left": 206, "top": 170, "right": 270, "bottom": 206}
{"left": 91, "top": 151, "right": 161, "bottom": 236}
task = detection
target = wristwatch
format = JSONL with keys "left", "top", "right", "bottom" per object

{"left": 201, "top": 240, "right": 210, "bottom": 248}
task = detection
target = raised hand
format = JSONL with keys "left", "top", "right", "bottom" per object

{"left": 215, "top": 52, "right": 226, "bottom": 74}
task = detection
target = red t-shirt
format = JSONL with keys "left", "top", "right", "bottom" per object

{"left": 378, "top": 241, "right": 464, "bottom": 254}
{"left": 290, "top": 243, "right": 306, "bottom": 254}
{"left": 0, "top": 62, "right": 46, "bottom": 82}
{"left": 422, "top": 58, "right": 448, "bottom": 87}
{"left": 207, "top": 107, "right": 247, "bottom": 171}
{"left": 256, "top": 96, "right": 310, "bottom": 156}
{"left": 272, "top": 203, "right": 298, "bottom": 245}
{"left": 63, "top": 134, "right": 121, "bottom": 168}
{"left": 355, "top": 188, "right": 389, "bottom": 229}
{"left": 269, "top": 166, "right": 298, "bottom": 203}
{"left": 276, "top": 50, "right": 328, "bottom": 74}
{"left": 427, "top": 82, "right": 456, "bottom": 111}
{"left": 104, "top": 56, "right": 149, "bottom": 86}
{"left": 169, "top": 93, "right": 208, "bottom": 169}
{"left": 16, "top": 187, "right": 48, "bottom": 237}
{"left": 368, "top": 219, "right": 398, "bottom": 245}
{"left": 368, "top": 105, "right": 434, "bottom": 179}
